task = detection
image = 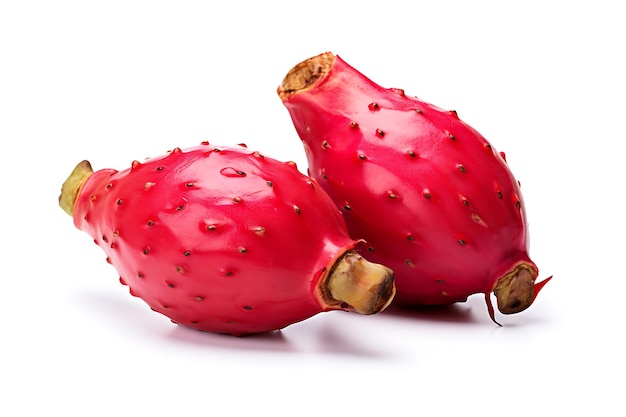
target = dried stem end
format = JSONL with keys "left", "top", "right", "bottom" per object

{"left": 59, "top": 160, "right": 94, "bottom": 217}
{"left": 493, "top": 263, "right": 538, "bottom": 315}
{"left": 277, "top": 52, "right": 335, "bottom": 100}
{"left": 322, "top": 250, "right": 395, "bottom": 315}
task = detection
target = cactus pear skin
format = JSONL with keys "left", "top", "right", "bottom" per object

{"left": 278, "top": 52, "right": 550, "bottom": 322}
{"left": 59, "top": 143, "right": 395, "bottom": 336}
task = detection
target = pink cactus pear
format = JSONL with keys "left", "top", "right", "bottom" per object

{"left": 59, "top": 142, "right": 395, "bottom": 336}
{"left": 277, "top": 52, "right": 551, "bottom": 323}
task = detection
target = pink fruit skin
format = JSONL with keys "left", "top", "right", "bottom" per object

{"left": 71, "top": 143, "right": 362, "bottom": 336}
{"left": 278, "top": 53, "right": 550, "bottom": 319}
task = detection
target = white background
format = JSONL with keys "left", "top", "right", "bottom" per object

{"left": 2, "top": 1, "right": 624, "bottom": 415}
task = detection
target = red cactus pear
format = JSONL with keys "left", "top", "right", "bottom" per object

{"left": 277, "top": 52, "right": 550, "bottom": 323}
{"left": 59, "top": 142, "right": 395, "bottom": 336}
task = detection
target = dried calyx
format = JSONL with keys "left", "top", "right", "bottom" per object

{"left": 59, "top": 160, "right": 94, "bottom": 217}
{"left": 488, "top": 263, "right": 552, "bottom": 324}
{"left": 321, "top": 250, "right": 395, "bottom": 315}
{"left": 277, "top": 52, "right": 335, "bottom": 100}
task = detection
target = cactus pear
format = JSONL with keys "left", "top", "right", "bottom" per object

{"left": 277, "top": 52, "right": 550, "bottom": 323}
{"left": 59, "top": 142, "right": 395, "bottom": 336}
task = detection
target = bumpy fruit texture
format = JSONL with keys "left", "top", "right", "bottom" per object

{"left": 278, "top": 52, "right": 551, "bottom": 323}
{"left": 59, "top": 143, "right": 395, "bottom": 336}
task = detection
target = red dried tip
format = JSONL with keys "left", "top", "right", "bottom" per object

{"left": 485, "top": 293, "right": 502, "bottom": 326}
{"left": 531, "top": 276, "right": 553, "bottom": 303}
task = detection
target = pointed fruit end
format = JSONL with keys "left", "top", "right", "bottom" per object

{"left": 277, "top": 52, "right": 335, "bottom": 101}
{"left": 59, "top": 160, "right": 94, "bottom": 217}
{"left": 493, "top": 262, "right": 551, "bottom": 316}
{"left": 323, "top": 250, "right": 395, "bottom": 315}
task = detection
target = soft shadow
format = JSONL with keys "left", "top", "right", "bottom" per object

{"left": 382, "top": 297, "right": 549, "bottom": 328}
{"left": 166, "top": 317, "right": 397, "bottom": 359}
{"left": 306, "top": 318, "right": 398, "bottom": 359}
{"left": 75, "top": 289, "right": 389, "bottom": 356}
{"left": 75, "top": 289, "right": 298, "bottom": 351}
{"left": 71, "top": 288, "right": 169, "bottom": 339}
{"left": 382, "top": 301, "right": 483, "bottom": 325}
{"left": 165, "top": 324, "right": 298, "bottom": 353}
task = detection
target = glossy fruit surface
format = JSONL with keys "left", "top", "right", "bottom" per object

{"left": 278, "top": 52, "right": 550, "bottom": 322}
{"left": 60, "top": 142, "right": 395, "bottom": 335}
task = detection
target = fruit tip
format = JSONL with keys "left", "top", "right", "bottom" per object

{"left": 488, "top": 264, "right": 552, "bottom": 324}
{"left": 59, "top": 160, "right": 94, "bottom": 217}
{"left": 277, "top": 52, "right": 336, "bottom": 101}
{"left": 323, "top": 250, "right": 396, "bottom": 315}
